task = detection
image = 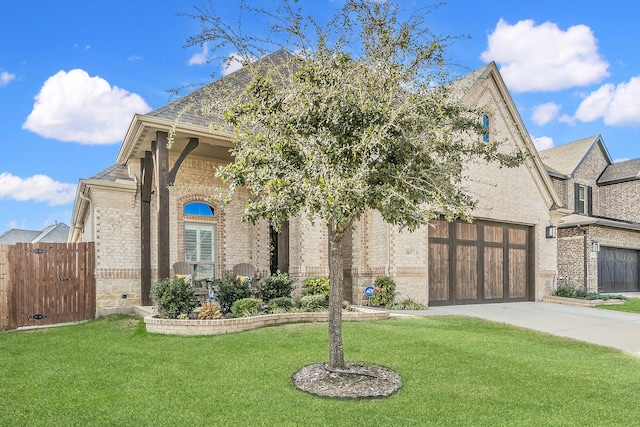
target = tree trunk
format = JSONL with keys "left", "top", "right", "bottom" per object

{"left": 327, "top": 220, "right": 345, "bottom": 370}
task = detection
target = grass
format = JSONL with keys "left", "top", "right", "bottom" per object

{"left": 1, "top": 315, "right": 640, "bottom": 426}
{"left": 597, "top": 297, "right": 640, "bottom": 314}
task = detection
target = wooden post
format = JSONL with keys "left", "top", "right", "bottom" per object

{"left": 140, "top": 151, "right": 153, "bottom": 305}
{"left": 156, "top": 131, "right": 171, "bottom": 281}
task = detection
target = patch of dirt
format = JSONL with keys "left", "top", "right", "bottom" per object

{"left": 292, "top": 362, "right": 402, "bottom": 398}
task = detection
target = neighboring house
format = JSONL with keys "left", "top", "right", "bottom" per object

{"left": 540, "top": 135, "right": 640, "bottom": 293}
{"left": 0, "top": 222, "right": 70, "bottom": 244}
{"left": 69, "top": 54, "right": 562, "bottom": 316}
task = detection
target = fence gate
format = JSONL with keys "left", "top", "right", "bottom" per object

{"left": 0, "top": 243, "right": 95, "bottom": 330}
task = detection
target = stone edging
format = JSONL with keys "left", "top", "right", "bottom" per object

{"left": 543, "top": 295, "right": 625, "bottom": 308}
{"left": 144, "top": 309, "right": 389, "bottom": 335}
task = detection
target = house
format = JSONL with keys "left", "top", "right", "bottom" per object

{"left": 540, "top": 135, "right": 640, "bottom": 293}
{"left": 0, "top": 222, "right": 70, "bottom": 244}
{"left": 69, "top": 54, "right": 562, "bottom": 316}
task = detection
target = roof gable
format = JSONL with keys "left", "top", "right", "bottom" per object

{"left": 539, "top": 135, "right": 612, "bottom": 177}
{"left": 0, "top": 223, "right": 69, "bottom": 244}
{"left": 457, "top": 62, "right": 562, "bottom": 210}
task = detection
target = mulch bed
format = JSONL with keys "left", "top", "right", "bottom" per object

{"left": 292, "top": 362, "right": 402, "bottom": 398}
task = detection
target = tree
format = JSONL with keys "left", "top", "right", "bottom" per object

{"left": 185, "top": 0, "right": 523, "bottom": 371}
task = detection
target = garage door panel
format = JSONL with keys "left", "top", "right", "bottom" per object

{"left": 484, "top": 247, "right": 503, "bottom": 299}
{"left": 428, "top": 243, "right": 450, "bottom": 302}
{"left": 509, "top": 248, "right": 527, "bottom": 299}
{"left": 455, "top": 245, "right": 478, "bottom": 300}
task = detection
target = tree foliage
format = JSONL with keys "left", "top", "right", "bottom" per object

{"left": 185, "top": 0, "right": 524, "bottom": 369}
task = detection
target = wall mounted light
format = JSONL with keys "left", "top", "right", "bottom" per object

{"left": 591, "top": 241, "right": 601, "bottom": 252}
{"left": 545, "top": 225, "right": 557, "bottom": 238}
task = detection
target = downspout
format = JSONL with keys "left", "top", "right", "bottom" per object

{"left": 580, "top": 226, "right": 588, "bottom": 292}
{"left": 385, "top": 223, "right": 391, "bottom": 277}
{"left": 77, "top": 191, "right": 94, "bottom": 242}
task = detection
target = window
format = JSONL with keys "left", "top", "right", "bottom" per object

{"left": 574, "top": 184, "right": 592, "bottom": 215}
{"left": 184, "top": 201, "right": 214, "bottom": 217}
{"left": 185, "top": 223, "right": 215, "bottom": 280}
{"left": 482, "top": 114, "right": 490, "bottom": 142}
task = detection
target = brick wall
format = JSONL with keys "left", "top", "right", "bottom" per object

{"left": 600, "top": 180, "right": 640, "bottom": 223}
{"left": 572, "top": 143, "right": 610, "bottom": 216}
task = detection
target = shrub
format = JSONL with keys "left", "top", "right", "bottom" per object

{"left": 231, "top": 298, "right": 263, "bottom": 317}
{"left": 302, "top": 277, "right": 330, "bottom": 298}
{"left": 267, "top": 297, "right": 293, "bottom": 313}
{"left": 198, "top": 301, "right": 224, "bottom": 320}
{"left": 387, "top": 297, "right": 426, "bottom": 310}
{"left": 370, "top": 276, "right": 396, "bottom": 307}
{"left": 208, "top": 272, "right": 252, "bottom": 314}
{"left": 555, "top": 282, "right": 578, "bottom": 298}
{"left": 150, "top": 276, "right": 199, "bottom": 319}
{"left": 297, "top": 294, "right": 328, "bottom": 311}
{"left": 255, "top": 272, "right": 295, "bottom": 302}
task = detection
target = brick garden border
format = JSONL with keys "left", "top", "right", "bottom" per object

{"left": 144, "top": 309, "right": 389, "bottom": 335}
{"left": 543, "top": 295, "right": 625, "bottom": 308}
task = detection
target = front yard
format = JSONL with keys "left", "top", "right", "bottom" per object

{"left": 1, "top": 315, "right": 639, "bottom": 426}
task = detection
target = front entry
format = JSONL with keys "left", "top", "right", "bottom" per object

{"left": 428, "top": 219, "right": 532, "bottom": 306}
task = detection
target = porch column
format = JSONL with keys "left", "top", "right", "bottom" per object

{"left": 156, "top": 131, "right": 170, "bottom": 279}
{"left": 140, "top": 151, "right": 153, "bottom": 305}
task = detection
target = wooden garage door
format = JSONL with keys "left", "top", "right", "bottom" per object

{"left": 598, "top": 247, "right": 639, "bottom": 293}
{"left": 428, "top": 219, "right": 531, "bottom": 306}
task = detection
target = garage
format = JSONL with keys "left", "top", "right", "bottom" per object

{"left": 598, "top": 247, "right": 640, "bottom": 293}
{"left": 428, "top": 219, "right": 533, "bottom": 306}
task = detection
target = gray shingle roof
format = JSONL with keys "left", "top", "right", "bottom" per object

{"left": 538, "top": 135, "right": 603, "bottom": 177}
{"left": 148, "top": 49, "right": 294, "bottom": 129}
{"left": 598, "top": 158, "right": 640, "bottom": 185}
{"left": 90, "top": 163, "right": 133, "bottom": 182}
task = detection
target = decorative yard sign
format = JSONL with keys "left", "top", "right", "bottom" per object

{"left": 364, "top": 286, "right": 375, "bottom": 298}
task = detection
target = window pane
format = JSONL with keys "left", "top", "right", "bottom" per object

{"left": 200, "top": 229, "right": 213, "bottom": 261}
{"left": 184, "top": 228, "right": 198, "bottom": 262}
{"left": 184, "top": 202, "right": 214, "bottom": 216}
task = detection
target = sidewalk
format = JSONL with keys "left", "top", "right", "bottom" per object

{"left": 391, "top": 301, "right": 640, "bottom": 356}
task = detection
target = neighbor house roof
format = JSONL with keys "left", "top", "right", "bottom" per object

{"left": 597, "top": 158, "right": 640, "bottom": 185}
{"left": 0, "top": 222, "right": 70, "bottom": 244}
{"left": 538, "top": 135, "right": 611, "bottom": 178}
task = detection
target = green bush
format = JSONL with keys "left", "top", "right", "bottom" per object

{"left": 297, "top": 294, "right": 328, "bottom": 311}
{"left": 370, "top": 276, "right": 396, "bottom": 307}
{"left": 267, "top": 297, "right": 293, "bottom": 313}
{"left": 231, "top": 298, "right": 263, "bottom": 317}
{"left": 150, "top": 276, "right": 199, "bottom": 319}
{"left": 302, "top": 277, "right": 330, "bottom": 298}
{"left": 387, "top": 297, "right": 426, "bottom": 310}
{"left": 255, "top": 272, "right": 295, "bottom": 302}
{"left": 207, "top": 272, "right": 252, "bottom": 314}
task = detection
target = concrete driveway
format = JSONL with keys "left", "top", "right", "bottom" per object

{"left": 394, "top": 301, "right": 640, "bottom": 356}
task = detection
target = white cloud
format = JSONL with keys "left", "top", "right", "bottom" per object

{"left": 531, "top": 102, "right": 561, "bottom": 126}
{"left": 574, "top": 76, "right": 640, "bottom": 126}
{"left": 1, "top": 71, "right": 16, "bottom": 86}
{"left": 0, "top": 172, "right": 76, "bottom": 206}
{"left": 189, "top": 43, "right": 210, "bottom": 65}
{"left": 22, "top": 69, "right": 151, "bottom": 144}
{"left": 481, "top": 19, "right": 609, "bottom": 92}
{"left": 531, "top": 135, "right": 554, "bottom": 151}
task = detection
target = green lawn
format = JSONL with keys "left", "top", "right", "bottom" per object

{"left": 1, "top": 315, "right": 639, "bottom": 427}
{"left": 597, "top": 297, "right": 640, "bottom": 314}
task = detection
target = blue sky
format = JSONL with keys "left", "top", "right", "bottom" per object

{"left": 2, "top": 0, "right": 640, "bottom": 233}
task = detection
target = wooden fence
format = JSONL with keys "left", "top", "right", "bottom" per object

{"left": 0, "top": 242, "right": 95, "bottom": 330}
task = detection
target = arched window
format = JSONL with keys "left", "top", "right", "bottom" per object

{"left": 184, "top": 201, "right": 214, "bottom": 217}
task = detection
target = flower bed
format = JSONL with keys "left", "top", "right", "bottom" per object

{"left": 543, "top": 295, "right": 625, "bottom": 308}
{"left": 144, "top": 308, "right": 389, "bottom": 336}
